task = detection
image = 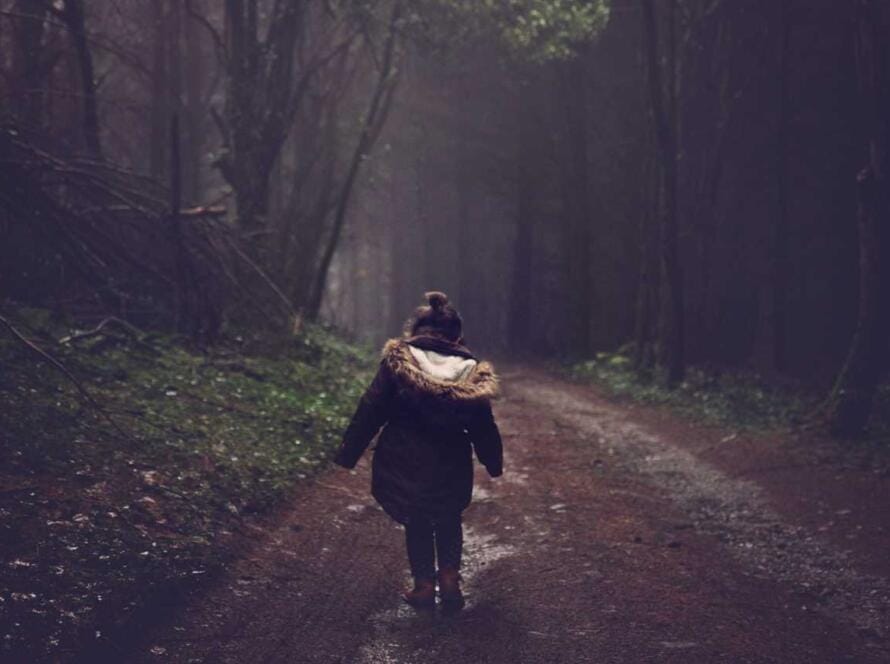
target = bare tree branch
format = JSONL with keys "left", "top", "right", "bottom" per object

{"left": 0, "top": 315, "right": 133, "bottom": 441}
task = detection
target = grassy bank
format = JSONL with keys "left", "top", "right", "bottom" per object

{"left": 567, "top": 351, "right": 890, "bottom": 442}
{"left": 0, "top": 307, "right": 375, "bottom": 662}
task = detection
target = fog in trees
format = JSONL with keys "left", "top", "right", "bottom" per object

{"left": 2, "top": 1, "right": 888, "bottom": 465}
{"left": 322, "top": 1, "right": 887, "bottom": 437}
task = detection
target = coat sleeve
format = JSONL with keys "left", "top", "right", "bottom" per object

{"left": 467, "top": 400, "right": 503, "bottom": 478}
{"left": 333, "top": 361, "right": 394, "bottom": 469}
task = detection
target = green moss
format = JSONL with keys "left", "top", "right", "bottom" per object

{"left": 0, "top": 308, "right": 375, "bottom": 661}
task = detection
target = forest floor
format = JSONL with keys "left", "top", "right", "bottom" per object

{"left": 0, "top": 310, "right": 375, "bottom": 663}
{"left": 116, "top": 363, "right": 890, "bottom": 664}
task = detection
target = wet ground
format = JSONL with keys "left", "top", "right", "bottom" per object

{"left": 125, "top": 366, "right": 890, "bottom": 663}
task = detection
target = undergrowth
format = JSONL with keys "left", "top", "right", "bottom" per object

{"left": 0, "top": 306, "right": 375, "bottom": 662}
{"left": 568, "top": 351, "right": 877, "bottom": 435}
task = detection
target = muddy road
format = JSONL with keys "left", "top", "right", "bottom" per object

{"left": 126, "top": 366, "right": 889, "bottom": 663}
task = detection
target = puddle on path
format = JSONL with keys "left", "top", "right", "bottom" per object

{"left": 355, "top": 522, "right": 516, "bottom": 663}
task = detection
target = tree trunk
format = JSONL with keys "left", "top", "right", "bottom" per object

{"left": 11, "top": 0, "right": 51, "bottom": 128}
{"left": 305, "top": 1, "right": 403, "bottom": 319}
{"left": 772, "top": 0, "right": 792, "bottom": 372}
{"left": 59, "top": 0, "right": 101, "bottom": 158}
{"left": 825, "top": 0, "right": 890, "bottom": 437}
{"left": 456, "top": 73, "right": 475, "bottom": 325}
{"left": 149, "top": 0, "right": 168, "bottom": 179}
{"left": 168, "top": 0, "right": 183, "bottom": 138}
{"left": 508, "top": 79, "right": 535, "bottom": 352}
{"left": 418, "top": 150, "right": 435, "bottom": 290}
{"left": 389, "top": 160, "right": 411, "bottom": 335}
{"left": 220, "top": 0, "right": 304, "bottom": 229}
{"left": 286, "top": 101, "right": 338, "bottom": 307}
{"left": 641, "top": 0, "right": 685, "bottom": 385}
{"left": 169, "top": 114, "right": 186, "bottom": 329}
{"left": 183, "top": 0, "right": 205, "bottom": 202}
{"left": 633, "top": 146, "right": 660, "bottom": 374}
{"left": 558, "top": 55, "right": 594, "bottom": 355}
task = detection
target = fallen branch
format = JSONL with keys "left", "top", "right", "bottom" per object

{"left": 225, "top": 235, "right": 297, "bottom": 319}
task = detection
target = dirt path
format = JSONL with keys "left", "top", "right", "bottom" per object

{"left": 124, "top": 366, "right": 889, "bottom": 663}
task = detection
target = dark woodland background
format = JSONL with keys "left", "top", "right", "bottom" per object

{"left": 1, "top": 0, "right": 888, "bottom": 437}
{"left": 2, "top": 2, "right": 890, "bottom": 660}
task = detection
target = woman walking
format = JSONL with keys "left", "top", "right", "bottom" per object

{"left": 334, "top": 291, "right": 503, "bottom": 612}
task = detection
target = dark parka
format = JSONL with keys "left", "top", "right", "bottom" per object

{"left": 334, "top": 334, "right": 502, "bottom": 525}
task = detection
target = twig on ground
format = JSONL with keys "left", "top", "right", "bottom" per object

{"left": 0, "top": 314, "right": 134, "bottom": 441}
{"left": 59, "top": 316, "right": 143, "bottom": 343}
{"left": 59, "top": 316, "right": 160, "bottom": 355}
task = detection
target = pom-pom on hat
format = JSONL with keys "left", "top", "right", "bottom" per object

{"left": 408, "top": 291, "right": 463, "bottom": 341}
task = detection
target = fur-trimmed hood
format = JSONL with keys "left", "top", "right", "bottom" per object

{"left": 381, "top": 337, "right": 499, "bottom": 402}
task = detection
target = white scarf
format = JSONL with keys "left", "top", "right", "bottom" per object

{"left": 408, "top": 346, "right": 477, "bottom": 382}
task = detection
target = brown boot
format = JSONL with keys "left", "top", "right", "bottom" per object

{"left": 437, "top": 568, "right": 465, "bottom": 613}
{"left": 402, "top": 578, "right": 436, "bottom": 609}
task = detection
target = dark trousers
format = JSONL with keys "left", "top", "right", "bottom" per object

{"left": 404, "top": 514, "right": 463, "bottom": 581}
